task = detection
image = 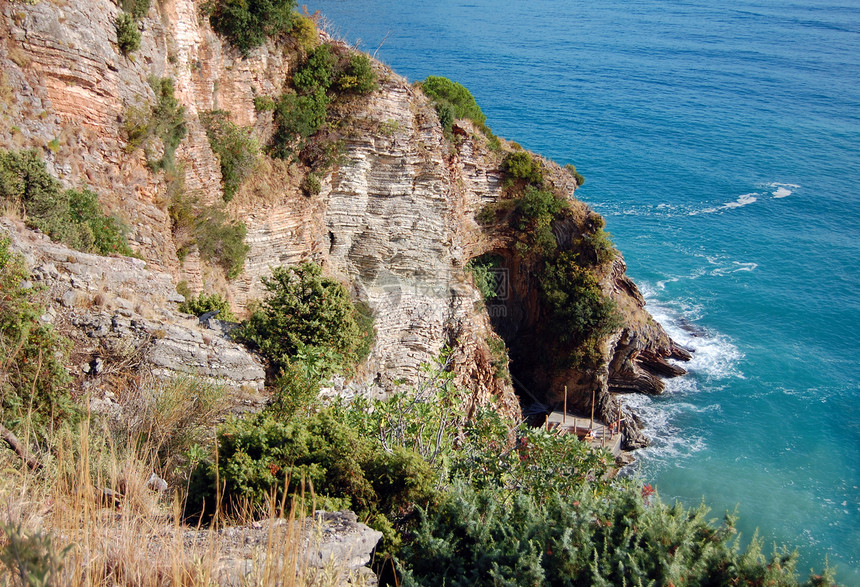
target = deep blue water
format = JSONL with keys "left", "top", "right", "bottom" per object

{"left": 307, "top": 1, "right": 860, "bottom": 581}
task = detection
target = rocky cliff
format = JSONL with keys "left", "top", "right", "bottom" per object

{"left": 0, "top": 0, "right": 687, "bottom": 445}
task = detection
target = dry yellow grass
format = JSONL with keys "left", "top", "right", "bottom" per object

{"left": 0, "top": 377, "right": 367, "bottom": 586}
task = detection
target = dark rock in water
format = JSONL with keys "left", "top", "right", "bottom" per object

{"left": 670, "top": 343, "right": 694, "bottom": 361}
{"left": 677, "top": 317, "right": 707, "bottom": 338}
{"left": 638, "top": 350, "right": 687, "bottom": 378}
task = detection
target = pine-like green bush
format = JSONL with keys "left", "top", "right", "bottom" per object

{"left": 335, "top": 53, "right": 377, "bottom": 94}
{"left": 115, "top": 12, "right": 141, "bottom": 55}
{"left": 398, "top": 482, "right": 827, "bottom": 587}
{"left": 205, "top": 0, "right": 297, "bottom": 55}
{"left": 419, "top": 76, "right": 487, "bottom": 132}
{"left": 199, "top": 110, "right": 259, "bottom": 202}
{"left": 0, "top": 238, "right": 76, "bottom": 433}
{"left": 237, "top": 262, "right": 372, "bottom": 375}
{"left": 177, "top": 292, "right": 236, "bottom": 322}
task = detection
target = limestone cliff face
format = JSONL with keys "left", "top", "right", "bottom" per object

{"left": 0, "top": 0, "right": 686, "bottom": 439}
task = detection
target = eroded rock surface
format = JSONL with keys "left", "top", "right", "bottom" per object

{"left": 1, "top": 218, "right": 265, "bottom": 392}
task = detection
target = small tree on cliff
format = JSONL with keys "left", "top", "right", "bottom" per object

{"left": 205, "top": 0, "right": 297, "bottom": 55}
{"left": 238, "top": 262, "right": 372, "bottom": 376}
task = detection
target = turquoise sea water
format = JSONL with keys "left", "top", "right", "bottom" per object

{"left": 308, "top": 1, "right": 860, "bottom": 580}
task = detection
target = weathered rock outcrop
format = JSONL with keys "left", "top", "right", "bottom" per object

{"left": 0, "top": 218, "right": 266, "bottom": 393}
{"left": 0, "top": 0, "right": 687, "bottom": 442}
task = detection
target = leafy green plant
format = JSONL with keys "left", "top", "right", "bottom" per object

{"left": 237, "top": 262, "right": 371, "bottom": 375}
{"left": 292, "top": 44, "right": 335, "bottom": 94}
{"left": 0, "top": 238, "right": 77, "bottom": 433}
{"left": 539, "top": 251, "right": 622, "bottom": 368}
{"left": 177, "top": 292, "right": 236, "bottom": 321}
{"left": 564, "top": 162, "right": 585, "bottom": 186}
{"left": 115, "top": 12, "right": 141, "bottom": 55}
{"left": 204, "top": 0, "right": 297, "bottom": 55}
{"left": 0, "top": 518, "right": 71, "bottom": 587}
{"left": 418, "top": 76, "right": 487, "bottom": 133}
{"left": 123, "top": 77, "right": 186, "bottom": 172}
{"left": 335, "top": 53, "right": 377, "bottom": 95}
{"left": 269, "top": 90, "right": 329, "bottom": 158}
{"left": 465, "top": 254, "right": 503, "bottom": 300}
{"left": 0, "top": 150, "right": 134, "bottom": 256}
{"left": 397, "top": 481, "right": 829, "bottom": 587}
{"left": 199, "top": 110, "right": 259, "bottom": 202}
{"left": 186, "top": 410, "right": 438, "bottom": 547}
{"left": 168, "top": 183, "right": 249, "bottom": 279}
{"left": 502, "top": 150, "right": 544, "bottom": 186}
{"left": 300, "top": 171, "right": 321, "bottom": 196}
{"left": 121, "top": 0, "right": 151, "bottom": 19}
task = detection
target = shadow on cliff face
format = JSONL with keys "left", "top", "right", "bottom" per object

{"left": 482, "top": 253, "right": 560, "bottom": 411}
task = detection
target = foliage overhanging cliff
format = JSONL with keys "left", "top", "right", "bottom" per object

{"left": 0, "top": 0, "right": 689, "bottom": 445}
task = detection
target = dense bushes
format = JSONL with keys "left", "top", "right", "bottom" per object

{"left": 199, "top": 110, "right": 259, "bottom": 202}
{"left": 188, "top": 411, "right": 437, "bottom": 528}
{"left": 0, "top": 150, "right": 134, "bottom": 256}
{"left": 398, "top": 482, "right": 823, "bottom": 587}
{"left": 540, "top": 252, "right": 622, "bottom": 368}
{"left": 238, "top": 262, "right": 373, "bottom": 376}
{"left": 115, "top": 12, "right": 141, "bottom": 55}
{"left": 205, "top": 0, "right": 297, "bottom": 55}
{"left": 268, "top": 44, "right": 377, "bottom": 160}
{"left": 0, "top": 239, "right": 76, "bottom": 433}
{"left": 502, "top": 150, "right": 544, "bottom": 186}
{"left": 419, "top": 76, "right": 487, "bottom": 134}
{"left": 466, "top": 254, "right": 504, "bottom": 300}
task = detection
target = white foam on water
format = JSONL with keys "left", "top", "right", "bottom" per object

{"left": 768, "top": 182, "right": 799, "bottom": 198}
{"left": 723, "top": 193, "right": 758, "bottom": 209}
{"left": 690, "top": 192, "right": 759, "bottom": 215}
{"left": 624, "top": 287, "right": 745, "bottom": 468}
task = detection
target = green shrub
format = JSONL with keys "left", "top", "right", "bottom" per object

{"left": 121, "top": 0, "right": 150, "bottom": 19}
{"left": 539, "top": 251, "right": 622, "bottom": 368}
{"left": 564, "top": 162, "right": 585, "bottom": 186}
{"left": 0, "top": 150, "right": 134, "bottom": 256}
{"left": 177, "top": 292, "right": 236, "bottom": 321}
{"left": 510, "top": 186, "right": 570, "bottom": 256}
{"left": 290, "top": 14, "right": 319, "bottom": 53}
{"left": 465, "top": 254, "right": 503, "bottom": 300}
{"left": 190, "top": 206, "right": 248, "bottom": 279}
{"left": 237, "top": 262, "right": 371, "bottom": 375}
{"left": 335, "top": 53, "right": 377, "bottom": 94}
{"left": 398, "top": 481, "right": 826, "bottom": 587}
{"left": 292, "top": 44, "right": 335, "bottom": 94}
{"left": 252, "top": 95, "right": 276, "bottom": 112}
{"left": 502, "top": 150, "right": 543, "bottom": 186}
{"left": 187, "top": 410, "right": 437, "bottom": 538}
{"left": 269, "top": 90, "right": 329, "bottom": 158}
{"left": 123, "top": 77, "right": 187, "bottom": 172}
{"left": 168, "top": 187, "right": 249, "bottom": 279}
{"left": 419, "top": 76, "right": 487, "bottom": 133}
{"left": 0, "top": 238, "right": 76, "bottom": 433}
{"left": 300, "top": 171, "right": 321, "bottom": 196}
{"left": 0, "top": 518, "right": 70, "bottom": 586}
{"left": 205, "top": 0, "right": 297, "bottom": 55}
{"left": 199, "top": 110, "right": 259, "bottom": 202}
{"left": 115, "top": 12, "right": 141, "bottom": 55}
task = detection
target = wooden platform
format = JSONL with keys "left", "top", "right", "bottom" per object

{"left": 543, "top": 411, "right": 623, "bottom": 457}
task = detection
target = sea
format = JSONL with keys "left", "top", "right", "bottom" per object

{"left": 307, "top": 0, "right": 860, "bottom": 581}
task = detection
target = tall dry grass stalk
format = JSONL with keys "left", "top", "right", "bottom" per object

{"left": 0, "top": 379, "right": 368, "bottom": 585}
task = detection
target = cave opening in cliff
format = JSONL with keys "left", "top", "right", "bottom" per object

{"left": 479, "top": 253, "right": 555, "bottom": 415}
